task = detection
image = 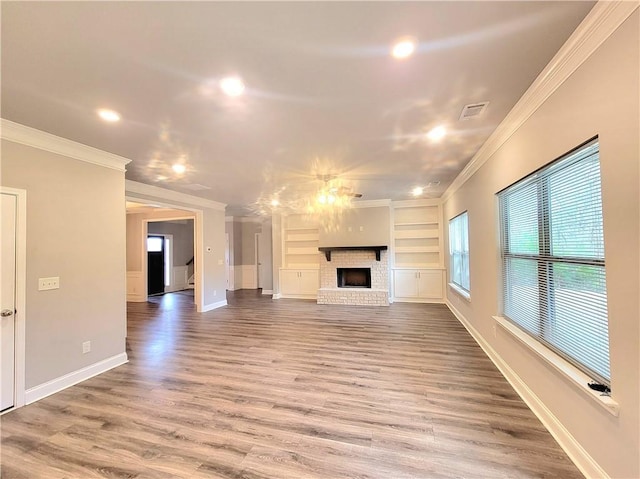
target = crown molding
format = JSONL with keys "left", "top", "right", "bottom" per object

{"left": 125, "top": 180, "right": 226, "bottom": 211}
{"left": 392, "top": 198, "right": 441, "bottom": 208}
{"left": 351, "top": 199, "right": 391, "bottom": 208}
{"left": 442, "top": 1, "right": 639, "bottom": 202}
{"left": 1, "top": 119, "right": 131, "bottom": 172}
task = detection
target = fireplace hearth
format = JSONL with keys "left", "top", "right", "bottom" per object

{"left": 337, "top": 268, "right": 371, "bottom": 288}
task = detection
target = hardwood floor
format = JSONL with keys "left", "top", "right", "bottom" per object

{"left": 1, "top": 290, "right": 583, "bottom": 478}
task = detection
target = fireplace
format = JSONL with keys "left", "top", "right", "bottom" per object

{"left": 317, "top": 248, "right": 389, "bottom": 306}
{"left": 337, "top": 268, "right": 371, "bottom": 288}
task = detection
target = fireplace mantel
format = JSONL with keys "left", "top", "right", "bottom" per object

{"left": 318, "top": 245, "right": 388, "bottom": 262}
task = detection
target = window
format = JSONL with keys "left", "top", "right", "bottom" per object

{"left": 449, "top": 211, "right": 470, "bottom": 294}
{"left": 498, "top": 138, "right": 610, "bottom": 385}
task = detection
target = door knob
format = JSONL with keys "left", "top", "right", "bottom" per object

{"left": 1, "top": 309, "right": 13, "bottom": 317}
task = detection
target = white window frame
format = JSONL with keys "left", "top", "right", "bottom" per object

{"left": 448, "top": 211, "right": 470, "bottom": 299}
{"left": 497, "top": 138, "right": 611, "bottom": 388}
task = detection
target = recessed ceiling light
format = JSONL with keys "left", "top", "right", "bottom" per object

{"left": 392, "top": 38, "right": 417, "bottom": 59}
{"left": 220, "top": 76, "right": 245, "bottom": 97}
{"left": 412, "top": 186, "right": 424, "bottom": 197}
{"left": 97, "top": 109, "right": 121, "bottom": 123}
{"left": 270, "top": 199, "right": 280, "bottom": 207}
{"left": 427, "top": 125, "right": 447, "bottom": 142}
{"left": 172, "top": 164, "right": 186, "bottom": 174}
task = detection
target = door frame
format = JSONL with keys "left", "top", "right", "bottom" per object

{"left": 1, "top": 187, "right": 27, "bottom": 411}
{"left": 255, "top": 232, "right": 262, "bottom": 289}
{"left": 141, "top": 217, "right": 196, "bottom": 302}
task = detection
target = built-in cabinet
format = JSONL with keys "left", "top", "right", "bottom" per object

{"left": 280, "top": 269, "right": 319, "bottom": 299}
{"left": 392, "top": 200, "right": 444, "bottom": 303}
{"left": 280, "top": 215, "right": 320, "bottom": 299}
{"left": 393, "top": 269, "right": 443, "bottom": 302}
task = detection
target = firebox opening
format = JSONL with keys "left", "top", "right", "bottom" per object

{"left": 337, "top": 268, "right": 372, "bottom": 288}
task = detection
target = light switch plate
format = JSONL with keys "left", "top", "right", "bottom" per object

{"left": 38, "top": 277, "right": 60, "bottom": 291}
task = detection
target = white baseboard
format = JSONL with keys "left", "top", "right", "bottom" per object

{"left": 25, "top": 352, "right": 128, "bottom": 405}
{"left": 272, "top": 293, "right": 282, "bottom": 299}
{"left": 126, "top": 293, "right": 146, "bottom": 302}
{"left": 445, "top": 301, "right": 608, "bottom": 479}
{"left": 261, "top": 289, "right": 273, "bottom": 295}
{"left": 201, "top": 299, "right": 228, "bottom": 312}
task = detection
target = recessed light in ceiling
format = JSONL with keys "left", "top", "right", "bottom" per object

{"left": 412, "top": 186, "right": 424, "bottom": 197}
{"left": 427, "top": 125, "right": 447, "bottom": 142}
{"left": 172, "top": 164, "right": 186, "bottom": 174}
{"left": 391, "top": 37, "right": 417, "bottom": 59}
{"left": 220, "top": 76, "right": 245, "bottom": 97}
{"left": 97, "top": 109, "right": 121, "bottom": 123}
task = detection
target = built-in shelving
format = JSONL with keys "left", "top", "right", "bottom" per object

{"left": 392, "top": 200, "right": 443, "bottom": 268}
{"left": 283, "top": 215, "right": 320, "bottom": 269}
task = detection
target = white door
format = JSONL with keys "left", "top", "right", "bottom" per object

{"left": 1, "top": 193, "right": 17, "bottom": 411}
{"left": 255, "top": 233, "right": 262, "bottom": 289}
{"left": 225, "top": 233, "right": 230, "bottom": 290}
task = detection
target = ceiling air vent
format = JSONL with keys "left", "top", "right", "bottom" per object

{"left": 459, "top": 102, "right": 489, "bottom": 121}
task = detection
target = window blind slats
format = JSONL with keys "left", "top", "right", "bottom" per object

{"left": 499, "top": 139, "right": 610, "bottom": 386}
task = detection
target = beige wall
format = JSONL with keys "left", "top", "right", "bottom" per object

{"left": 126, "top": 187, "right": 226, "bottom": 309}
{"left": 443, "top": 12, "right": 639, "bottom": 478}
{"left": 1, "top": 140, "right": 127, "bottom": 389}
{"left": 318, "top": 206, "right": 390, "bottom": 247}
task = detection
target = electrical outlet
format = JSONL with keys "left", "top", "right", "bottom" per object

{"left": 38, "top": 277, "right": 60, "bottom": 291}
{"left": 82, "top": 341, "right": 91, "bottom": 354}
{"left": 493, "top": 324, "right": 497, "bottom": 338}
{"left": 213, "top": 290, "right": 217, "bottom": 296}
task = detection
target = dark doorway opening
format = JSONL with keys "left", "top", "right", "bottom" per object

{"left": 147, "top": 235, "right": 165, "bottom": 295}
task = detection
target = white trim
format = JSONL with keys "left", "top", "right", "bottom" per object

{"left": 25, "top": 353, "right": 128, "bottom": 405}
{"left": 392, "top": 198, "right": 441, "bottom": 208}
{"left": 350, "top": 199, "right": 391, "bottom": 208}
{"left": 126, "top": 180, "right": 225, "bottom": 211}
{"left": 126, "top": 271, "right": 145, "bottom": 302}
{"left": 202, "top": 300, "right": 228, "bottom": 312}
{"left": 241, "top": 264, "right": 258, "bottom": 289}
{"left": 1, "top": 119, "right": 131, "bottom": 172}
{"left": 493, "top": 315, "right": 619, "bottom": 416}
{"left": 261, "top": 289, "right": 274, "bottom": 295}
{"left": 272, "top": 293, "right": 282, "bottom": 300}
{"left": 448, "top": 282, "right": 471, "bottom": 302}
{"left": 446, "top": 301, "right": 610, "bottom": 479}
{"left": 443, "top": 1, "right": 639, "bottom": 201}
{"left": 0, "top": 187, "right": 27, "bottom": 410}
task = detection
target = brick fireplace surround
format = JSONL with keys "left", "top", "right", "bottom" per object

{"left": 317, "top": 249, "right": 389, "bottom": 306}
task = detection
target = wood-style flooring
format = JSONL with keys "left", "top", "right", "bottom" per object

{"left": 1, "top": 290, "right": 583, "bottom": 478}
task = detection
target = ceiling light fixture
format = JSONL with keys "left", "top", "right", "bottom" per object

{"left": 427, "top": 125, "right": 447, "bottom": 142}
{"left": 219, "top": 76, "right": 245, "bottom": 97}
{"left": 391, "top": 37, "right": 417, "bottom": 59}
{"left": 97, "top": 109, "right": 121, "bottom": 123}
{"left": 412, "top": 186, "right": 424, "bottom": 197}
{"left": 270, "top": 199, "right": 280, "bottom": 207}
{"left": 172, "top": 164, "right": 186, "bottom": 174}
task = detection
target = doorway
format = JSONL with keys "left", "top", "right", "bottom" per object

{"left": 147, "top": 235, "right": 165, "bottom": 296}
{"left": 1, "top": 188, "right": 26, "bottom": 412}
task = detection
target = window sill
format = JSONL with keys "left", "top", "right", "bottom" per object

{"left": 493, "top": 315, "right": 619, "bottom": 417}
{"left": 448, "top": 283, "right": 471, "bottom": 302}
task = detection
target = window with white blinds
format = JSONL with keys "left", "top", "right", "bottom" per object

{"left": 498, "top": 138, "right": 610, "bottom": 386}
{"left": 449, "top": 212, "right": 470, "bottom": 293}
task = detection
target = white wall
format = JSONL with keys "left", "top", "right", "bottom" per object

{"left": 443, "top": 10, "right": 639, "bottom": 478}
{"left": 1, "top": 139, "right": 127, "bottom": 390}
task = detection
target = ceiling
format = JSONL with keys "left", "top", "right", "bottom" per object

{"left": 1, "top": 1, "right": 594, "bottom": 215}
